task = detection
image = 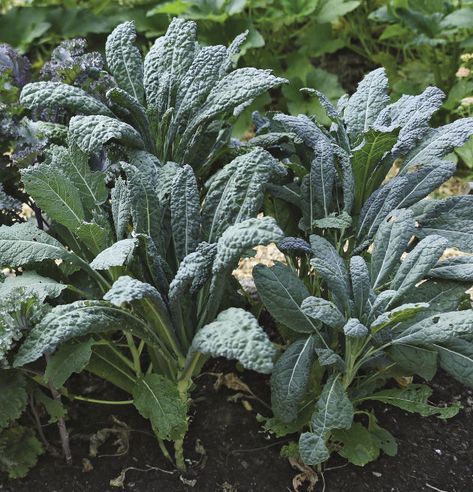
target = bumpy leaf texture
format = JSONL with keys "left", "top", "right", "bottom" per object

{"left": 192, "top": 308, "right": 277, "bottom": 374}
{"left": 14, "top": 301, "right": 143, "bottom": 366}
{"left": 299, "top": 374, "right": 354, "bottom": 465}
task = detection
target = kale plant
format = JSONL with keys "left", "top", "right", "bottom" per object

{"left": 19, "top": 18, "right": 285, "bottom": 175}
{"left": 251, "top": 68, "right": 473, "bottom": 467}
{"left": 0, "top": 19, "right": 286, "bottom": 471}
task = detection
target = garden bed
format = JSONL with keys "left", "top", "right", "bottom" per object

{"left": 1, "top": 5, "right": 473, "bottom": 490}
{"left": 2, "top": 364, "right": 472, "bottom": 492}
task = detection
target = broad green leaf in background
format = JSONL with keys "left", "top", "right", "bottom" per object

{"left": 0, "top": 371, "right": 28, "bottom": 429}
{"left": 282, "top": 66, "right": 344, "bottom": 125}
{"left": 0, "top": 426, "right": 43, "bottom": 479}
{"left": 332, "top": 422, "right": 380, "bottom": 466}
{"left": 316, "top": 0, "right": 361, "bottom": 23}
{"left": 359, "top": 384, "right": 460, "bottom": 419}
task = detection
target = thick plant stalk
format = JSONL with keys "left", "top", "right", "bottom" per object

{"left": 174, "top": 382, "right": 189, "bottom": 472}
{"left": 174, "top": 439, "right": 185, "bottom": 471}
{"left": 171, "top": 352, "right": 208, "bottom": 472}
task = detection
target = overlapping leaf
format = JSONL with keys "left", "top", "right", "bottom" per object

{"left": 192, "top": 308, "right": 276, "bottom": 374}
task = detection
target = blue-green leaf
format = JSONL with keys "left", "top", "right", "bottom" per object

{"left": 271, "top": 336, "right": 315, "bottom": 423}
{"left": 105, "top": 21, "right": 144, "bottom": 104}
{"left": 253, "top": 263, "right": 314, "bottom": 334}
{"left": 299, "top": 374, "right": 354, "bottom": 465}
{"left": 170, "top": 165, "right": 201, "bottom": 261}
{"left": 192, "top": 308, "right": 276, "bottom": 374}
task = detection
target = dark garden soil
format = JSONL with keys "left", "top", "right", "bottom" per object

{"left": 319, "top": 49, "right": 377, "bottom": 94}
{"left": 1, "top": 362, "right": 472, "bottom": 492}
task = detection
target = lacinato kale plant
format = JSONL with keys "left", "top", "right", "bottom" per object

{"left": 19, "top": 19, "right": 285, "bottom": 176}
{"left": 0, "top": 19, "right": 286, "bottom": 471}
{"left": 251, "top": 68, "right": 473, "bottom": 467}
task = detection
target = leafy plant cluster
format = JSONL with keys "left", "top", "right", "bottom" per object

{"left": 0, "top": 18, "right": 286, "bottom": 476}
{"left": 251, "top": 67, "right": 473, "bottom": 466}
{"left": 0, "top": 0, "right": 362, "bottom": 136}
{"left": 1, "top": 14, "right": 473, "bottom": 481}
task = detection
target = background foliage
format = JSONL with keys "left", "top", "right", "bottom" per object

{"left": 2, "top": 1, "right": 472, "bottom": 147}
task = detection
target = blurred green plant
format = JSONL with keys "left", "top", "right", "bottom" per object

{"left": 0, "top": 1, "right": 362, "bottom": 134}
{"left": 338, "top": 0, "right": 473, "bottom": 174}
{"left": 355, "top": 0, "right": 473, "bottom": 98}
{"left": 450, "top": 53, "right": 473, "bottom": 173}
